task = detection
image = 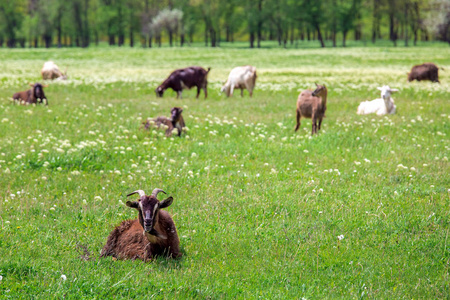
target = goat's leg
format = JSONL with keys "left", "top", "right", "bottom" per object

{"left": 318, "top": 118, "right": 322, "bottom": 130}
{"left": 241, "top": 88, "right": 244, "bottom": 97}
{"left": 229, "top": 85, "right": 234, "bottom": 97}
{"left": 295, "top": 110, "right": 301, "bottom": 132}
{"left": 203, "top": 83, "right": 208, "bottom": 99}
{"left": 196, "top": 86, "right": 200, "bottom": 99}
{"left": 177, "top": 91, "right": 182, "bottom": 99}
{"left": 311, "top": 116, "right": 317, "bottom": 135}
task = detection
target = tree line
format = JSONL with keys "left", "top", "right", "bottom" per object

{"left": 0, "top": 0, "right": 448, "bottom": 48}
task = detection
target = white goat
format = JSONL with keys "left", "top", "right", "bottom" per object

{"left": 41, "top": 61, "right": 67, "bottom": 80}
{"left": 221, "top": 65, "right": 257, "bottom": 97}
{"left": 357, "top": 85, "right": 398, "bottom": 116}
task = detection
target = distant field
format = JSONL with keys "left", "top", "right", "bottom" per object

{"left": 0, "top": 44, "right": 449, "bottom": 299}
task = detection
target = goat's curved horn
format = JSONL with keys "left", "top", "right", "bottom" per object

{"left": 127, "top": 190, "right": 146, "bottom": 198}
{"left": 151, "top": 188, "right": 166, "bottom": 197}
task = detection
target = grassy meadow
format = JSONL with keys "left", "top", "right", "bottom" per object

{"left": 0, "top": 43, "right": 449, "bottom": 299}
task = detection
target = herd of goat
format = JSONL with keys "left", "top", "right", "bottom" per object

{"left": 9, "top": 59, "right": 442, "bottom": 261}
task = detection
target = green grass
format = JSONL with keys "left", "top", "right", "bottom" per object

{"left": 0, "top": 44, "right": 449, "bottom": 299}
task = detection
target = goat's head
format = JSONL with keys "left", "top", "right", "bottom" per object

{"left": 377, "top": 85, "right": 398, "bottom": 101}
{"left": 170, "top": 107, "right": 183, "bottom": 122}
{"left": 311, "top": 83, "right": 327, "bottom": 97}
{"left": 155, "top": 86, "right": 165, "bottom": 97}
{"left": 126, "top": 188, "right": 173, "bottom": 239}
{"left": 29, "top": 83, "right": 47, "bottom": 99}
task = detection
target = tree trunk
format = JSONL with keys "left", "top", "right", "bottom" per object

{"left": 180, "top": 33, "right": 184, "bottom": 47}
{"left": 109, "top": 35, "right": 115, "bottom": 46}
{"left": 343, "top": 30, "right": 347, "bottom": 47}
{"left": 34, "top": 37, "right": 38, "bottom": 48}
{"left": 43, "top": 34, "right": 52, "bottom": 48}
{"left": 404, "top": 1, "right": 408, "bottom": 47}
{"left": 250, "top": 31, "right": 255, "bottom": 48}
{"left": 210, "top": 28, "right": 216, "bottom": 47}
{"left": 257, "top": 0, "right": 263, "bottom": 48}
{"left": 169, "top": 30, "right": 173, "bottom": 46}
{"left": 315, "top": 24, "right": 325, "bottom": 47}
{"left": 148, "top": 35, "right": 152, "bottom": 47}
{"left": 130, "top": 28, "right": 134, "bottom": 47}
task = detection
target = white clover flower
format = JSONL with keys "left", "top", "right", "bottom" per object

{"left": 50, "top": 207, "right": 55, "bottom": 211}
{"left": 57, "top": 167, "right": 62, "bottom": 171}
{"left": 337, "top": 235, "right": 344, "bottom": 240}
{"left": 354, "top": 161, "right": 361, "bottom": 165}
{"left": 61, "top": 275, "right": 67, "bottom": 281}
{"left": 303, "top": 150, "right": 309, "bottom": 153}
{"left": 198, "top": 142, "right": 204, "bottom": 146}
{"left": 364, "top": 158, "right": 371, "bottom": 163}
{"left": 43, "top": 161, "right": 50, "bottom": 167}
{"left": 191, "top": 153, "right": 197, "bottom": 157}
{"left": 71, "top": 171, "right": 81, "bottom": 176}
{"left": 16, "top": 155, "right": 22, "bottom": 159}
{"left": 394, "top": 191, "right": 398, "bottom": 195}
{"left": 42, "top": 176, "right": 47, "bottom": 181}
{"left": 270, "top": 168, "right": 277, "bottom": 174}
{"left": 114, "top": 170, "right": 121, "bottom": 175}
{"left": 0, "top": 275, "right": 3, "bottom": 281}
{"left": 83, "top": 199, "right": 87, "bottom": 205}
{"left": 225, "top": 134, "right": 230, "bottom": 138}
{"left": 94, "top": 196, "right": 102, "bottom": 201}
{"left": 56, "top": 148, "right": 64, "bottom": 153}
{"left": 169, "top": 159, "right": 175, "bottom": 164}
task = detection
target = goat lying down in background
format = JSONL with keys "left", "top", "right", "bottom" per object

{"left": 143, "top": 107, "right": 185, "bottom": 137}
{"left": 357, "top": 85, "right": 398, "bottom": 116}
{"left": 100, "top": 188, "right": 182, "bottom": 261}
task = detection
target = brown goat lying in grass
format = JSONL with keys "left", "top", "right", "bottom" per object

{"left": 13, "top": 83, "right": 48, "bottom": 105}
{"left": 100, "top": 188, "right": 181, "bottom": 261}
{"left": 295, "top": 83, "right": 328, "bottom": 136}
{"left": 143, "top": 107, "right": 185, "bottom": 137}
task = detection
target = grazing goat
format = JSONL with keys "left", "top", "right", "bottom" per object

{"left": 12, "top": 83, "right": 48, "bottom": 105}
{"left": 143, "top": 107, "right": 186, "bottom": 137}
{"left": 221, "top": 65, "right": 257, "bottom": 97}
{"left": 408, "top": 63, "right": 440, "bottom": 83}
{"left": 295, "top": 83, "right": 328, "bottom": 135}
{"left": 357, "top": 85, "right": 398, "bottom": 116}
{"left": 41, "top": 61, "right": 67, "bottom": 80}
{"left": 100, "top": 188, "right": 182, "bottom": 261}
{"left": 156, "top": 66, "right": 210, "bottom": 99}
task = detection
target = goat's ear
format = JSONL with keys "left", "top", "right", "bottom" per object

{"left": 390, "top": 88, "right": 399, "bottom": 93}
{"left": 126, "top": 201, "right": 139, "bottom": 209}
{"left": 159, "top": 196, "right": 173, "bottom": 208}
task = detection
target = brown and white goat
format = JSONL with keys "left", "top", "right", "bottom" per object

{"left": 12, "top": 83, "right": 48, "bottom": 105}
{"left": 143, "top": 107, "right": 185, "bottom": 137}
{"left": 295, "top": 83, "right": 328, "bottom": 135}
{"left": 100, "top": 189, "right": 182, "bottom": 261}
{"left": 41, "top": 61, "right": 67, "bottom": 80}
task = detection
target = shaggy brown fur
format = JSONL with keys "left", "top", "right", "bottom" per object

{"left": 295, "top": 83, "right": 328, "bottom": 136}
{"left": 143, "top": 107, "right": 185, "bottom": 137}
{"left": 12, "top": 83, "right": 48, "bottom": 105}
{"left": 408, "top": 63, "right": 440, "bottom": 83}
{"left": 100, "top": 189, "right": 181, "bottom": 261}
